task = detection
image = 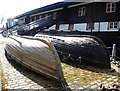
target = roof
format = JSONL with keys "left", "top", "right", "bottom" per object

{"left": 15, "top": 2, "right": 78, "bottom": 19}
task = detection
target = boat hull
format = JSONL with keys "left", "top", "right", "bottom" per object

{"left": 35, "top": 34, "right": 110, "bottom": 68}
{"left": 44, "top": 31, "right": 120, "bottom": 61}
{"left": 4, "top": 35, "right": 66, "bottom": 86}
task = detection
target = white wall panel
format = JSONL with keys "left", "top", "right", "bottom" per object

{"left": 100, "top": 22, "right": 108, "bottom": 31}
{"left": 59, "top": 24, "right": 69, "bottom": 31}
{"left": 74, "top": 23, "right": 86, "bottom": 31}
{"left": 100, "top": 22, "right": 118, "bottom": 31}
{"left": 93, "top": 23, "right": 99, "bottom": 31}
{"left": 118, "top": 21, "right": 120, "bottom": 29}
{"left": 49, "top": 25, "right": 56, "bottom": 30}
{"left": 59, "top": 24, "right": 69, "bottom": 30}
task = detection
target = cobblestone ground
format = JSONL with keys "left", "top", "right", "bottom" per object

{"left": 0, "top": 36, "right": 61, "bottom": 90}
{"left": 62, "top": 63, "right": 120, "bottom": 90}
{"left": 0, "top": 35, "right": 120, "bottom": 91}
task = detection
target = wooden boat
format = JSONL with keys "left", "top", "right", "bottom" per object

{"left": 4, "top": 35, "right": 67, "bottom": 87}
{"left": 35, "top": 34, "right": 111, "bottom": 68}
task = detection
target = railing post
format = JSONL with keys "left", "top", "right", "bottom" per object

{"left": 110, "top": 44, "right": 116, "bottom": 62}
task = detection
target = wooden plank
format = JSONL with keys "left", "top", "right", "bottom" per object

{"left": 5, "top": 35, "right": 67, "bottom": 87}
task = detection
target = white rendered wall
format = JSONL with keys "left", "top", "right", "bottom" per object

{"left": 100, "top": 22, "right": 108, "bottom": 31}
{"left": 93, "top": 23, "right": 99, "bottom": 31}
{"left": 48, "top": 22, "right": 119, "bottom": 32}
{"left": 59, "top": 24, "right": 69, "bottom": 31}
{"left": 74, "top": 23, "right": 87, "bottom": 31}
{"left": 100, "top": 22, "right": 118, "bottom": 32}
{"left": 49, "top": 25, "right": 56, "bottom": 30}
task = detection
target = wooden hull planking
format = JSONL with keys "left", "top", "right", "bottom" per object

{"left": 4, "top": 35, "right": 67, "bottom": 87}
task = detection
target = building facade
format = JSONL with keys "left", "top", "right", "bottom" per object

{"left": 14, "top": 2, "right": 120, "bottom": 32}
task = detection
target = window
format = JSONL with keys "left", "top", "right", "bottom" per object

{"left": 78, "top": 7, "right": 86, "bottom": 16}
{"left": 39, "top": 15, "right": 41, "bottom": 20}
{"left": 53, "top": 12, "right": 57, "bottom": 20}
{"left": 108, "top": 22, "right": 118, "bottom": 29}
{"left": 45, "top": 14, "right": 48, "bottom": 20}
{"left": 30, "top": 17, "right": 36, "bottom": 22}
{"left": 18, "top": 17, "right": 25, "bottom": 24}
{"left": 106, "top": 3, "right": 116, "bottom": 13}
{"left": 30, "top": 18, "right": 32, "bottom": 22}
{"left": 86, "top": 23, "right": 94, "bottom": 30}
{"left": 34, "top": 17, "right": 36, "bottom": 21}
{"left": 30, "top": 17, "right": 34, "bottom": 22}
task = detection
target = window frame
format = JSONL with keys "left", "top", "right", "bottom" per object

{"left": 53, "top": 12, "right": 57, "bottom": 20}
{"left": 30, "top": 17, "right": 34, "bottom": 22}
{"left": 108, "top": 22, "right": 118, "bottom": 30}
{"left": 106, "top": 3, "right": 116, "bottom": 13}
{"left": 78, "top": 7, "right": 86, "bottom": 17}
{"left": 34, "top": 17, "right": 36, "bottom": 21}
{"left": 39, "top": 15, "right": 41, "bottom": 20}
{"left": 86, "top": 23, "right": 94, "bottom": 30}
{"left": 45, "top": 14, "right": 48, "bottom": 20}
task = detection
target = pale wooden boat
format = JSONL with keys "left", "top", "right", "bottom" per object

{"left": 4, "top": 35, "right": 67, "bottom": 87}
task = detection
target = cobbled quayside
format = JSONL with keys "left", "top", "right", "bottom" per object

{"left": 0, "top": 35, "right": 120, "bottom": 91}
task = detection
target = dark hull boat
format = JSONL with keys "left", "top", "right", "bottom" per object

{"left": 35, "top": 34, "right": 110, "bottom": 68}
{"left": 4, "top": 35, "right": 67, "bottom": 87}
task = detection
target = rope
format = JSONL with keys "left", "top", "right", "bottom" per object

{"left": 107, "top": 47, "right": 112, "bottom": 49}
{"left": 108, "top": 47, "right": 120, "bottom": 51}
{"left": 57, "top": 50, "right": 82, "bottom": 64}
{"left": 77, "top": 57, "right": 82, "bottom": 63}
{"left": 116, "top": 47, "right": 120, "bottom": 51}
{"left": 62, "top": 54, "right": 71, "bottom": 61}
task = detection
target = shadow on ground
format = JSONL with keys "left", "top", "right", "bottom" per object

{"left": 4, "top": 51, "right": 69, "bottom": 91}
{"left": 62, "top": 59, "right": 119, "bottom": 77}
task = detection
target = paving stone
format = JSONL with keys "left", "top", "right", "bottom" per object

{"left": 6, "top": 85, "right": 11, "bottom": 89}
{"left": 96, "top": 83, "right": 102, "bottom": 86}
{"left": 104, "top": 84, "right": 110, "bottom": 88}
{"left": 78, "top": 87, "right": 84, "bottom": 89}
{"left": 107, "top": 78, "right": 113, "bottom": 81}
{"left": 90, "top": 85, "right": 98, "bottom": 89}
{"left": 83, "top": 85, "right": 90, "bottom": 89}
{"left": 112, "top": 76, "right": 118, "bottom": 79}
{"left": 97, "top": 80, "right": 101, "bottom": 83}
{"left": 115, "top": 82, "right": 120, "bottom": 85}
{"left": 102, "top": 81, "right": 107, "bottom": 84}
{"left": 90, "top": 81, "right": 97, "bottom": 85}
{"left": 4, "top": 84, "right": 8, "bottom": 87}
{"left": 114, "top": 79, "right": 118, "bottom": 82}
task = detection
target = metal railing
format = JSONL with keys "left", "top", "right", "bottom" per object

{"left": 18, "top": 15, "right": 52, "bottom": 31}
{"left": 109, "top": 44, "right": 120, "bottom": 61}
{"left": 109, "top": 44, "right": 120, "bottom": 66}
{"left": 9, "top": 15, "right": 54, "bottom": 35}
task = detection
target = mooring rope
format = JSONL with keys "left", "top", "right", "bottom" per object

{"left": 62, "top": 54, "right": 71, "bottom": 61}
{"left": 116, "top": 47, "right": 120, "bottom": 51}
{"left": 57, "top": 50, "right": 82, "bottom": 64}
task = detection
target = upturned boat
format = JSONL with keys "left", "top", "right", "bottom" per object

{"left": 4, "top": 35, "right": 67, "bottom": 87}
{"left": 35, "top": 34, "right": 110, "bottom": 68}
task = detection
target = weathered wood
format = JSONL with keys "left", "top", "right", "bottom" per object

{"left": 35, "top": 34, "right": 111, "bottom": 68}
{"left": 4, "top": 35, "right": 67, "bottom": 87}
